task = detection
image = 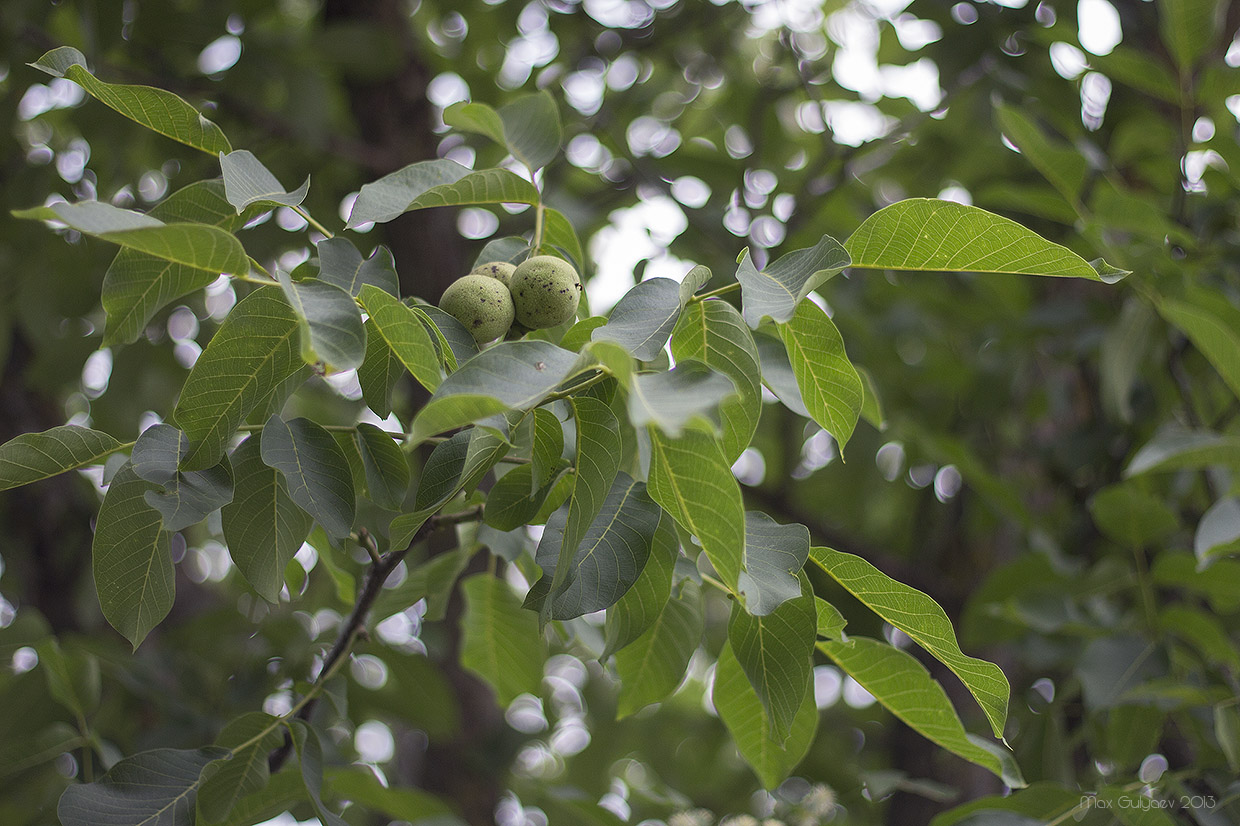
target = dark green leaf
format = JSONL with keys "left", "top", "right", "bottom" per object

{"left": 277, "top": 271, "right": 365, "bottom": 371}
{"left": 347, "top": 159, "right": 538, "bottom": 227}
{"left": 736, "top": 235, "right": 850, "bottom": 327}
{"left": 483, "top": 465, "right": 557, "bottom": 531}
{"left": 738, "top": 512, "right": 810, "bottom": 616}
{"left": 592, "top": 277, "right": 683, "bottom": 361}
{"left": 326, "top": 769, "right": 460, "bottom": 823}
{"left": 994, "top": 106, "right": 1087, "bottom": 207}
{"left": 197, "top": 713, "right": 283, "bottom": 825}
{"left": 1195, "top": 498, "right": 1240, "bottom": 568}
{"left": 603, "top": 511, "right": 679, "bottom": 658}
{"left": 287, "top": 722, "right": 348, "bottom": 826}
{"left": 219, "top": 150, "right": 309, "bottom": 212}
{"left": 353, "top": 424, "right": 409, "bottom": 511}
{"left": 628, "top": 362, "right": 737, "bottom": 437}
{"left": 35, "top": 638, "right": 100, "bottom": 719}
{"left": 529, "top": 407, "right": 565, "bottom": 493}
{"left": 57, "top": 747, "right": 228, "bottom": 826}
{"left": 260, "top": 416, "right": 356, "bottom": 539}
{"left": 1124, "top": 429, "right": 1240, "bottom": 476}
{"left": 358, "top": 285, "right": 442, "bottom": 392}
{"left": 0, "top": 425, "right": 123, "bottom": 491}
{"left": 1088, "top": 484, "right": 1179, "bottom": 547}
{"left": 145, "top": 455, "right": 232, "bottom": 532}
{"left": 317, "top": 238, "right": 398, "bottom": 298}
{"left": 445, "top": 90, "right": 562, "bottom": 172}
{"left": 1156, "top": 288, "right": 1240, "bottom": 403}
{"left": 357, "top": 319, "right": 402, "bottom": 418}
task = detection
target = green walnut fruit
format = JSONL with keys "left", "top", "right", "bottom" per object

{"left": 438, "top": 274, "right": 515, "bottom": 344}
{"left": 510, "top": 255, "right": 582, "bottom": 329}
{"left": 470, "top": 261, "right": 517, "bottom": 289}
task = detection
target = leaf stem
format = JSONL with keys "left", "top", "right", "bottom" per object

{"left": 294, "top": 205, "right": 334, "bottom": 239}
{"left": 544, "top": 367, "right": 611, "bottom": 402}
{"left": 238, "top": 258, "right": 280, "bottom": 287}
{"left": 688, "top": 282, "right": 741, "bottom": 304}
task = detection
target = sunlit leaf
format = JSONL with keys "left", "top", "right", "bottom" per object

{"left": 776, "top": 299, "right": 863, "bottom": 452}
{"left": 347, "top": 160, "right": 538, "bottom": 227}
{"left": 445, "top": 90, "right": 561, "bottom": 172}
{"left": 736, "top": 235, "right": 850, "bottom": 327}
{"left": 358, "top": 285, "right": 442, "bottom": 392}
{"left": 0, "top": 425, "right": 123, "bottom": 491}
{"left": 616, "top": 580, "right": 703, "bottom": 716}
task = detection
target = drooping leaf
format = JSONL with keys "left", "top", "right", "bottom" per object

{"left": 1195, "top": 498, "right": 1240, "bottom": 568}
{"left": 357, "top": 319, "right": 403, "bottom": 418}
{"left": 0, "top": 425, "right": 123, "bottom": 491}
{"left": 459, "top": 573, "right": 546, "bottom": 706}
{"left": 346, "top": 160, "right": 538, "bottom": 227}
{"left": 277, "top": 271, "right": 366, "bottom": 371}
{"left": 174, "top": 287, "right": 302, "bottom": 470}
{"left": 628, "top": 361, "right": 737, "bottom": 439}
{"left": 616, "top": 580, "right": 703, "bottom": 716}
{"left": 14, "top": 201, "right": 248, "bottom": 275}
{"left": 93, "top": 464, "right": 173, "bottom": 649}
{"left": 995, "top": 105, "right": 1088, "bottom": 207}
{"left": 738, "top": 512, "right": 810, "bottom": 616}
{"left": 845, "top": 199, "right": 1128, "bottom": 282}
{"left": 1156, "top": 288, "right": 1240, "bottom": 403}
{"left": 736, "top": 235, "right": 850, "bottom": 327}
{"left": 35, "top": 638, "right": 101, "bottom": 719}
{"left": 197, "top": 713, "right": 284, "bottom": 825}
{"left": 592, "top": 277, "right": 683, "bottom": 361}
{"left": 646, "top": 427, "right": 745, "bottom": 590}
{"left": 727, "top": 577, "right": 816, "bottom": 742}
{"left": 317, "top": 238, "right": 399, "bottom": 298}
{"left": 445, "top": 90, "right": 562, "bottom": 172}
{"left": 145, "top": 456, "right": 233, "bottom": 532}
{"left": 483, "top": 465, "right": 558, "bottom": 531}
{"left": 219, "top": 150, "right": 310, "bottom": 213}
{"left": 603, "top": 511, "right": 680, "bottom": 658}
{"left": 286, "top": 722, "right": 348, "bottom": 826}
{"left": 222, "top": 436, "right": 313, "bottom": 603}
{"left": 542, "top": 207, "right": 584, "bottom": 269}
{"left": 358, "top": 285, "right": 442, "bottom": 392}
{"left": 102, "top": 180, "right": 243, "bottom": 346}
{"left": 31, "top": 46, "right": 231, "bottom": 154}
{"left": 809, "top": 547, "right": 1011, "bottom": 741}
{"left": 529, "top": 407, "right": 565, "bottom": 493}
{"left": 260, "top": 416, "right": 356, "bottom": 539}
{"left": 353, "top": 424, "right": 410, "bottom": 511}
{"left": 670, "top": 298, "right": 762, "bottom": 461}
{"left": 529, "top": 472, "right": 661, "bottom": 619}
{"left": 57, "top": 747, "right": 229, "bottom": 826}
{"left": 776, "top": 299, "right": 863, "bottom": 452}
{"left": 753, "top": 332, "right": 811, "bottom": 418}
{"left": 416, "top": 305, "right": 478, "bottom": 369}
{"left": 713, "top": 641, "right": 817, "bottom": 789}
{"left": 1124, "top": 429, "right": 1240, "bottom": 476}
{"left": 409, "top": 341, "right": 581, "bottom": 442}
{"left": 819, "top": 637, "right": 1023, "bottom": 787}
{"left": 678, "top": 265, "right": 713, "bottom": 305}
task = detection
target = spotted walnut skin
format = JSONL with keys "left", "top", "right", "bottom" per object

{"left": 438, "top": 274, "right": 515, "bottom": 344}
{"left": 510, "top": 256, "right": 581, "bottom": 329}
{"left": 470, "top": 261, "right": 517, "bottom": 289}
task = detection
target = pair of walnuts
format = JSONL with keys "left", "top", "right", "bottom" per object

{"left": 439, "top": 255, "right": 582, "bottom": 344}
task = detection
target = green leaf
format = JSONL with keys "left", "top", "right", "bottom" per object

{"left": 542, "top": 207, "right": 585, "bottom": 269}
{"left": 1158, "top": 0, "right": 1224, "bottom": 70}
{"left": 93, "top": 464, "right": 174, "bottom": 649}
{"left": 316, "top": 238, "right": 398, "bottom": 298}
{"left": 628, "top": 362, "right": 737, "bottom": 438}
{"left": 197, "top": 713, "right": 284, "bottom": 825}
{"left": 36, "top": 638, "right": 100, "bottom": 719}
{"left": 819, "top": 637, "right": 1023, "bottom": 786}
{"left": 286, "top": 722, "right": 348, "bottom": 826}
{"left": 358, "top": 284, "right": 442, "bottom": 392}
{"left": 616, "top": 580, "right": 703, "bottom": 716}
{"left": 353, "top": 424, "right": 410, "bottom": 511}
{"left": 739, "top": 512, "right": 810, "bottom": 616}
{"left": 995, "top": 106, "right": 1088, "bottom": 207}
{"left": 713, "top": 641, "right": 817, "bottom": 789}
{"left": 0, "top": 722, "right": 85, "bottom": 781}
{"left": 346, "top": 160, "right": 539, "bottom": 227}
{"left": 102, "top": 180, "right": 243, "bottom": 346}
{"left": 1216, "top": 702, "right": 1240, "bottom": 772}
{"left": 410, "top": 341, "right": 581, "bottom": 442}
{"left": 58, "top": 747, "right": 229, "bottom": 826}
{"left": 31, "top": 47, "right": 231, "bottom": 155}
{"left": 529, "top": 407, "right": 565, "bottom": 493}
{"left": 131, "top": 424, "right": 234, "bottom": 531}
{"left": 1088, "top": 484, "right": 1179, "bottom": 547}
{"left": 670, "top": 298, "right": 763, "bottom": 462}
{"left": 222, "top": 436, "right": 313, "bottom": 603}
{"left": 736, "top": 235, "right": 850, "bottom": 327}
{"left": 603, "top": 511, "right": 679, "bottom": 658}
{"left": 678, "top": 265, "right": 713, "bottom": 305}
{"left": 776, "top": 299, "right": 863, "bottom": 452}
{"left": 809, "top": 547, "right": 1011, "bottom": 741}
{"left": 326, "top": 769, "right": 459, "bottom": 823}
{"left": 1195, "top": 498, "right": 1240, "bottom": 568}
{"left": 727, "top": 577, "right": 816, "bottom": 742}
{"left": 529, "top": 472, "right": 661, "bottom": 619}
{"left": 460, "top": 573, "right": 546, "bottom": 706}
{"left": 219, "top": 150, "right": 310, "bottom": 213}
{"left": 1124, "top": 428, "right": 1240, "bottom": 476}
{"left": 173, "top": 287, "right": 302, "bottom": 470}
{"left": 445, "top": 90, "right": 562, "bottom": 172}
{"left": 845, "top": 199, "right": 1128, "bottom": 282}
{"left": 0, "top": 425, "right": 123, "bottom": 491}
{"left": 416, "top": 305, "right": 478, "bottom": 369}
{"left": 372, "top": 545, "right": 478, "bottom": 622}
{"left": 857, "top": 366, "right": 886, "bottom": 431}
{"left": 1098, "top": 788, "right": 1178, "bottom": 826}
{"left": 1156, "top": 288, "right": 1240, "bottom": 403}
{"left": 14, "top": 201, "right": 249, "bottom": 275}
{"left": 260, "top": 416, "right": 356, "bottom": 539}
{"left": 815, "top": 597, "right": 849, "bottom": 642}
{"left": 1160, "top": 605, "right": 1240, "bottom": 670}
{"left": 592, "top": 277, "right": 683, "bottom": 361}
{"left": 357, "top": 319, "right": 402, "bottom": 418}
{"left": 277, "top": 271, "right": 366, "bottom": 371}
{"left": 754, "top": 332, "right": 810, "bottom": 418}
{"left": 647, "top": 427, "right": 745, "bottom": 590}
{"left": 218, "top": 771, "right": 304, "bottom": 826}
{"left": 483, "top": 465, "right": 558, "bottom": 531}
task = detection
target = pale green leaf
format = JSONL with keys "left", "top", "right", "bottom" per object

{"left": 446, "top": 90, "right": 562, "bottom": 172}
{"left": 93, "top": 464, "right": 173, "bottom": 649}
{"left": 678, "top": 265, "right": 713, "bottom": 306}
{"left": 815, "top": 597, "right": 848, "bottom": 642}
{"left": 736, "top": 235, "right": 850, "bottom": 327}
{"left": 57, "top": 747, "right": 229, "bottom": 826}
{"left": 603, "top": 511, "right": 679, "bottom": 658}
{"left": 1124, "top": 429, "right": 1240, "bottom": 476}
{"left": 738, "top": 512, "right": 810, "bottom": 616}
{"left": 173, "top": 287, "right": 302, "bottom": 470}
{"left": 727, "top": 578, "right": 816, "bottom": 742}
{"left": 628, "top": 362, "right": 737, "bottom": 438}
{"left": 713, "top": 642, "right": 817, "bottom": 789}
{"left": 542, "top": 208, "right": 584, "bottom": 269}
{"left": 647, "top": 427, "right": 745, "bottom": 590}
{"left": 31, "top": 47, "right": 231, "bottom": 154}
{"left": 0, "top": 425, "right": 123, "bottom": 491}
{"left": 616, "top": 580, "right": 703, "bottom": 716}
{"left": 809, "top": 547, "right": 1011, "bottom": 740}
{"left": 358, "top": 284, "right": 442, "bottom": 392}
{"left": 845, "top": 199, "right": 1128, "bottom": 282}
{"left": 819, "top": 637, "right": 1023, "bottom": 786}
{"left": 277, "top": 271, "right": 365, "bottom": 371}
{"left": 776, "top": 299, "right": 863, "bottom": 451}
{"left": 219, "top": 150, "right": 310, "bottom": 212}
{"left": 592, "top": 277, "right": 683, "bottom": 361}
{"left": 357, "top": 319, "right": 402, "bottom": 418}
{"left": 670, "top": 299, "right": 762, "bottom": 461}
{"left": 347, "top": 159, "right": 472, "bottom": 227}
{"left": 1088, "top": 484, "right": 1179, "bottom": 547}
{"left": 14, "top": 201, "right": 248, "bottom": 275}
{"left": 260, "top": 416, "right": 355, "bottom": 539}
{"left": 317, "top": 238, "right": 398, "bottom": 298}
{"left": 1157, "top": 288, "right": 1240, "bottom": 403}
{"left": 754, "top": 332, "right": 811, "bottom": 418}
{"left": 222, "top": 436, "right": 313, "bottom": 603}
{"left": 460, "top": 573, "right": 546, "bottom": 706}
{"left": 36, "top": 638, "right": 100, "bottom": 719}
{"left": 1195, "top": 498, "right": 1240, "bottom": 568}
{"left": 197, "top": 713, "right": 284, "bottom": 825}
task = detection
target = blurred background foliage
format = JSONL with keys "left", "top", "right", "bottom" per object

{"left": 1, "top": 0, "right": 1239, "bottom": 824}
